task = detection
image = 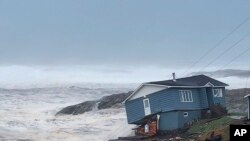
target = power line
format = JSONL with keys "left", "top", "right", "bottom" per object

{"left": 245, "top": 65, "right": 250, "bottom": 88}
{"left": 198, "top": 33, "right": 250, "bottom": 73}
{"left": 210, "top": 67, "right": 250, "bottom": 80}
{"left": 180, "top": 17, "right": 250, "bottom": 77}
{"left": 209, "top": 38, "right": 250, "bottom": 77}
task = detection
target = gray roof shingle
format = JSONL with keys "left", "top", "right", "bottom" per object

{"left": 147, "top": 74, "right": 228, "bottom": 87}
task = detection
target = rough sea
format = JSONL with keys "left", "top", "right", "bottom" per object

{"left": 0, "top": 84, "right": 135, "bottom": 141}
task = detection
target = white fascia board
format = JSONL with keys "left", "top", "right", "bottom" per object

{"left": 122, "top": 83, "right": 145, "bottom": 103}
{"left": 122, "top": 83, "right": 169, "bottom": 103}
{"left": 244, "top": 94, "right": 250, "bottom": 98}
{"left": 143, "top": 83, "right": 170, "bottom": 88}
{"left": 204, "top": 82, "right": 215, "bottom": 87}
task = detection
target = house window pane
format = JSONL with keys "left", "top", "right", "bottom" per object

{"left": 218, "top": 89, "right": 222, "bottom": 97}
{"left": 213, "top": 88, "right": 223, "bottom": 97}
{"left": 190, "top": 92, "right": 193, "bottom": 102}
{"left": 144, "top": 99, "right": 149, "bottom": 108}
{"left": 187, "top": 91, "right": 190, "bottom": 101}
{"left": 180, "top": 90, "right": 193, "bottom": 102}
{"left": 181, "top": 91, "right": 184, "bottom": 102}
{"left": 184, "top": 112, "right": 188, "bottom": 117}
{"left": 184, "top": 91, "right": 187, "bottom": 101}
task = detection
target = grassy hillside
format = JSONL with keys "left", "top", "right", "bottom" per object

{"left": 188, "top": 117, "right": 233, "bottom": 134}
{"left": 187, "top": 116, "right": 234, "bottom": 141}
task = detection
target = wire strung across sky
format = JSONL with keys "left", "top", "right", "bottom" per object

{"left": 180, "top": 17, "right": 250, "bottom": 77}
{"left": 198, "top": 32, "right": 250, "bottom": 73}
{"left": 209, "top": 35, "right": 250, "bottom": 77}
{"left": 245, "top": 65, "right": 250, "bottom": 88}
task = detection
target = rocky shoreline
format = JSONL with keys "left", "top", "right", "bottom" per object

{"left": 56, "top": 88, "right": 250, "bottom": 116}
{"left": 56, "top": 91, "right": 133, "bottom": 115}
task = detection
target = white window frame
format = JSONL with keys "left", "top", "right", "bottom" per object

{"left": 143, "top": 98, "right": 151, "bottom": 115}
{"left": 183, "top": 112, "right": 189, "bottom": 117}
{"left": 179, "top": 90, "right": 193, "bottom": 102}
{"left": 143, "top": 99, "right": 150, "bottom": 108}
{"left": 213, "top": 88, "right": 223, "bottom": 97}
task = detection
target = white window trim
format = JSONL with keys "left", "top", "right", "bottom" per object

{"left": 184, "top": 112, "right": 189, "bottom": 117}
{"left": 143, "top": 98, "right": 150, "bottom": 108}
{"left": 180, "top": 90, "right": 193, "bottom": 102}
{"left": 213, "top": 88, "right": 223, "bottom": 97}
{"left": 143, "top": 98, "right": 151, "bottom": 116}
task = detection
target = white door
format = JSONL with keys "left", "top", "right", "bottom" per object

{"left": 143, "top": 98, "right": 151, "bottom": 116}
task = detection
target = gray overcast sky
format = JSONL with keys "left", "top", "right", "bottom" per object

{"left": 1, "top": 0, "right": 250, "bottom": 89}
{"left": 1, "top": 0, "right": 250, "bottom": 69}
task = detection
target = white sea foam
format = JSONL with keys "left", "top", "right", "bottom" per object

{"left": 0, "top": 86, "right": 135, "bottom": 141}
{"left": 0, "top": 65, "right": 245, "bottom": 140}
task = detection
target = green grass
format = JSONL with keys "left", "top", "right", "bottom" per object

{"left": 228, "top": 112, "right": 247, "bottom": 116}
{"left": 188, "top": 116, "right": 233, "bottom": 134}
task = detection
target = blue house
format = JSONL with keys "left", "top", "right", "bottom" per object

{"left": 124, "top": 74, "right": 228, "bottom": 131}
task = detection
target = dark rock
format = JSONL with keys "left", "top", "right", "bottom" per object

{"left": 56, "top": 91, "right": 132, "bottom": 116}
{"left": 98, "top": 92, "right": 132, "bottom": 109}
{"left": 56, "top": 101, "right": 97, "bottom": 115}
{"left": 205, "top": 131, "right": 222, "bottom": 141}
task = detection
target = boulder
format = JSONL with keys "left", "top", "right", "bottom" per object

{"left": 56, "top": 91, "right": 132, "bottom": 116}
{"left": 98, "top": 92, "right": 132, "bottom": 109}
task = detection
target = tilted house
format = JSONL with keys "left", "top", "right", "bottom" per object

{"left": 124, "top": 74, "right": 228, "bottom": 131}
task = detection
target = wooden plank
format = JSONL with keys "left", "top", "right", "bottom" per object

{"left": 108, "top": 136, "right": 149, "bottom": 141}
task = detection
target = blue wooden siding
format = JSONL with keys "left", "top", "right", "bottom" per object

{"left": 248, "top": 97, "right": 250, "bottom": 119}
{"left": 177, "top": 110, "right": 201, "bottom": 128}
{"left": 159, "top": 111, "right": 179, "bottom": 130}
{"left": 199, "top": 88, "right": 209, "bottom": 108}
{"left": 125, "top": 87, "right": 226, "bottom": 124}
{"left": 206, "top": 87, "right": 226, "bottom": 106}
{"left": 212, "top": 87, "right": 226, "bottom": 106}
{"left": 125, "top": 87, "right": 208, "bottom": 124}
{"left": 125, "top": 97, "right": 145, "bottom": 124}
{"left": 206, "top": 87, "right": 214, "bottom": 106}
{"left": 147, "top": 88, "right": 208, "bottom": 113}
{"left": 159, "top": 110, "right": 201, "bottom": 130}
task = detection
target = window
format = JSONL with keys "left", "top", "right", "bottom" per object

{"left": 184, "top": 112, "right": 188, "bottom": 117}
{"left": 143, "top": 98, "right": 151, "bottom": 115}
{"left": 213, "top": 88, "right": 223, "bottom": 97}
{"left": 143, "top": 99, "right": 150, "bottom": 108}
{"left": 180, "top": 90, "right": 193, "bottom": 102}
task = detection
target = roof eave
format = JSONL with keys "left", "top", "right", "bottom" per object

{"left": 123, "top": 83, "right": 229, "bottom": 103}
{"left": 244, "top": 94, "right": 250, "bottom": 98}
{"left": 122, "top": 83, "right": 169, "bottom": 103}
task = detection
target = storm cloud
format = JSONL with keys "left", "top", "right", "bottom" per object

{"left": 190, "top": 69, "right": 250, "bottom": 78}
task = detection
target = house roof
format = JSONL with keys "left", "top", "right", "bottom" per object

{"left": 147, "top": 74, "right": 229, "bottom": 87}
{"left": 124, "top": 74, "right": 229, "bottom": 103}
{"left": 244, "top": 94, "right": 250, "bottom": 98}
